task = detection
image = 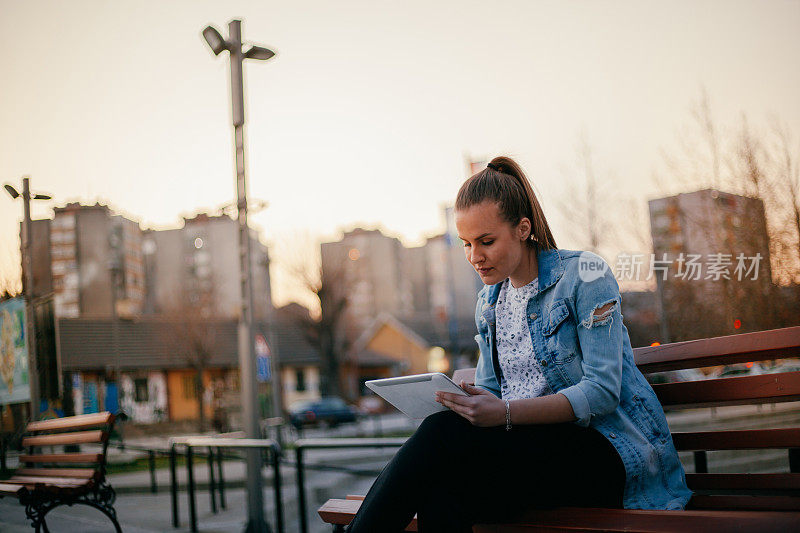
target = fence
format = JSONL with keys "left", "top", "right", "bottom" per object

{"left": 173, "top": 437, "right": 284, "bottom": 533}
{"left": 293, "top": 438, "right": 407, "bottom": 533}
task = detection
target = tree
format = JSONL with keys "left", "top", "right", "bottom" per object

{"left": 652, "top": 89, "right": 800, "bottom": 340}
{"left": 162, "top": 286, "right": 218, "bottom": 432}
{"left": 274, "top": 232, "right": 350, "bottom": 398}
{"left": 554, "top": 90, "right": 800, "bottom": 342}
{"left": 0, "top": 249, "right": 21, "bottom": 301}
{"left": 555, "top": 133, "right": 608, "bottom": 255}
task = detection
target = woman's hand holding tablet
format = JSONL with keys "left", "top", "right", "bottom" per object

{"left": 435, "top": 381, "right": 507, "bottom": 427}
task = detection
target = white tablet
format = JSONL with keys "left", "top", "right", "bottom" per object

{"left": 365, "top": 372, "right": 470, "bottom": 419}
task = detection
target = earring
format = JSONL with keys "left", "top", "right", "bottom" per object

{"left": 529, "top": 233, "right": 538, "bottom": 242}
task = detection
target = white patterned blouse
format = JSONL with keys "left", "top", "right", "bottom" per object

{"left": 496, "top": 277, "right": 553, "bottom": 401}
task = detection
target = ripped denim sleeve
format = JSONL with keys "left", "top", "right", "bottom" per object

{"left": 580, "top": 298, "right": 619, "bottom": 340}
{"left": 559, "top": 270, "right": 624, "bottom": 427}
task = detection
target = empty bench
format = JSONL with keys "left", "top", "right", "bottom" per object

{"left": 0, "top": 411, "right": 120, "bottom": 532}
{"left": 319, "top": 326, "right": 800, "bottom": 532}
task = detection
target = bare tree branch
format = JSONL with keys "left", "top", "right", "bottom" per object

{"left": 274, "top": 232, "right": 350, "bottom": 398}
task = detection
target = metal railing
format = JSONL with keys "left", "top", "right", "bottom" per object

{"left": 106, "top": 441, "right": 169, "bottom": 494}
{"left": 171, "top": 437, "right": 284, "bottom": 533}
{"left": 294, "top": 437, "right": 406, "bottom": 533}
{"left": 57, "top": 423, "right": 410, "bottom": 532}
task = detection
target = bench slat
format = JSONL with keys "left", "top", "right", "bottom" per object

{"left": 495, "top": 506, "right": 800, "bottom": 532}
{"left": 5, "top": 476, "right": 92, "bottom": 486}
{"left": 672, "top": 428, "right": 800, "bottom": 451}
{"left": 22, "top": 430, "right": 107, "bottom": 447}
{"left": 319, "top": 498, "right": 800, "bottom": 532}
{"left": 3, "top": 481, "right": 92, "bottom": 497}
{"left": 686, "top": 473, "right": 800, "bottom": 491}
{"left": 26, "top": 412, "right": 113, "bottom": 433}
{"left": 0, "top": 483, "right": 24, "bottom": 496}
{"left": 653, "top": 372, "right": 800, "bottom": 408}
{"left": 318, "top": 498, "right": 417, "bottom": 530}
{"left": 688, "top": 494, "right": 800, "bottom": 512}
{"left": 19, "top": 453, "right": 103, "bottom": 464}
{"left": 633, "top": 325, "right": 800, "bottom": 373}
{"left": 15, "top": 468, "right": 97, "bottom": 479}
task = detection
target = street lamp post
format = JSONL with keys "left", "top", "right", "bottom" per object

{"left": 202, "top": 19, "right": 275, "bottom": 533}
{"left": 4, "top": 177, "right": 51, "bottom": 420}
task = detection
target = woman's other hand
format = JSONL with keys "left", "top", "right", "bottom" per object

{"left": 434, "top": 381, "right": 505, "bottom": 427}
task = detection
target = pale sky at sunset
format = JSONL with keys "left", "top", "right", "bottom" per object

{"left": 1, "top": 0, "right": 799, "bottom": 307}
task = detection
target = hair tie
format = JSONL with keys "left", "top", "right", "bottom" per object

{"left": 487, "top": 162, "right": 500, "bottom": 172}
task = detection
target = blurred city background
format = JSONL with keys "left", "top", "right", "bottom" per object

{"left": 1, "top": 1, "right": 799, "bottom": 531}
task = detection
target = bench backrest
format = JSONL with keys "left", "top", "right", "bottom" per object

{"left": 453, "top": 325, "right": 800, "bottom": 512}
{"left": 637, "top": 326, "right": 800, "bottom": 511}
{"left": 17, "top": 412, "right": 116, "bottom": 485}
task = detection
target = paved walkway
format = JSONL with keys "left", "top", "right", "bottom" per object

{"left": 0, "top": 460, "right": 380, "bottom": 533}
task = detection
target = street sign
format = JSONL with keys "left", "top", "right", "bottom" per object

{"left": 255, "top": 334, "right": 271, "bottom": 382}
{"left": 256, "top": 355, "right": 270, "bottom": 382}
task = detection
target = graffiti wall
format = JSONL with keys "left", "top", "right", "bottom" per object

{"left": 0, "top": 298, "right": 31, "bottom": 405}
{"left": 120, "top": 372, "right": 168, "bottom": 423}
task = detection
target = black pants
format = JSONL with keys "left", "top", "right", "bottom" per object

{"left": 346, "top": 410, "right": 625, "bottom": 533}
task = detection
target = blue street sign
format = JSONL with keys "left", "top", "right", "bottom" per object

{"left": 256, "top": 355, "right": 270, "bottom": 382}
{"left": 255, "top": 334, "right": 271, "bottom": 382}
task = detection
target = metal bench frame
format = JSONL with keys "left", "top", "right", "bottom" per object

{"left": 1, "top": 412, "right": 121, "bottom": 533}
{"left": 19, "top": 477, "right": 120, "bottom": 533}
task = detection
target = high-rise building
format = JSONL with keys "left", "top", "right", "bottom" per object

{"left": 33, "top": 203, "right": 145, "bottom": 318}
{"left": 143, "top": 213, "right": 272, "bottom": 320}
{"left": 321, "top": 228, "right": 411, "bottom": 342}
{"left": 648, "top": 188, "right": 773, "bottom": 340}
{"left": 649, "top": 189, "right": 770, "bottom": 266}
{"left": 423, "top": 234, "right": 482, "bottom": 326}
{"left": 320, "top": 222, "right": 482, "bottom": 354}
{"left": 31, "top": 206, "right": 271, "bottom": 321}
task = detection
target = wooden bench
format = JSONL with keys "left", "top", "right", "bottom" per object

{"left": 319, "top": 326, "right": 800, "bottom": 532}
{"left": 0, "top": 412, "right": 120, "bottom": 533}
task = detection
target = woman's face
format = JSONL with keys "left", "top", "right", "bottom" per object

{"left": 454, "top": 201, "right": 530, "bottom": 286}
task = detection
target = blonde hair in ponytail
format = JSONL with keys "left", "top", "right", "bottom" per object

{"left": 455, "top": 156, "right": 557, "bottom": 250}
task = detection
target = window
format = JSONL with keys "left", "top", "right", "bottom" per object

{"left": 295, "top": 369, "right": 306, "bottom": 392}
{"left": 134, "top": 378, "right": 149, "bottom": 402}
{"left": 182, "top": 375, "right": 198, "bottom": 399}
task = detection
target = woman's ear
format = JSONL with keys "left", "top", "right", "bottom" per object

{"left": 517, "top": 217, "right": 532, "bottom": 241}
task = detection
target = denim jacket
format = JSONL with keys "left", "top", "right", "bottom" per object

{"left": 473, "top": 248, "right": 692, "bottom": 510}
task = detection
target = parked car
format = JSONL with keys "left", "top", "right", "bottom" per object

{"left": 289, "top": 397, "right": 359, "bottom": 429}
{"left": 714, "top": 362, "right": 766, "bottom": 378}
{"left": 645, "top": 368, "right": 707, "bottom": 385}
{"left": 760, "top": 359, "right": 800, "bottom": 374}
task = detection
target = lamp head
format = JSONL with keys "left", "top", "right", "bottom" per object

{"left": 244, "top": 46, "right": 275, "bottom": 61}
{"left": 4, "top": 184, "right": 19, "bottom": 199}
{"left": 202, "top": 26, "right": 228, "bottom": 55}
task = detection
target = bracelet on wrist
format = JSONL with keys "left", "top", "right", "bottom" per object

{"left": 504, "top": 399, "right": 512, "bottom": 431}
